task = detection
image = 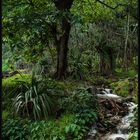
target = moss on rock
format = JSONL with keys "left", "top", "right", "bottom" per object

{"left": 2, "top": 74, "right": 31, "bottom": 89}
{"left": 110, "top": 76, "right": 138, "bottom": 103}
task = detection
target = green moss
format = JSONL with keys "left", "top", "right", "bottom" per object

{"left": 115, "top": 69, "right": 137, "bottom": 78}
{"left": 58, "top": 80, "right": 85, "bottom": 91}
{"left": 110, "top": 76, "right": 138, "bottom": 103}
{"left": 2, "top": 111, "right": 9, "bottom": 122}
{"left": 2, "top": 74, "right": 31, "bottom": 89}
{"left": 111, "top": 79, "right": 129, "bottom": 96}
{"left": 2, "top": 74, "right": 31, "bottom": 108}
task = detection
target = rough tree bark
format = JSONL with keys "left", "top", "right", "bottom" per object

{"left": 53, "top": 0, "right": 74, "bottom": 79}
{"left": 56, "top": 17, "right": 71, "bottom": 79}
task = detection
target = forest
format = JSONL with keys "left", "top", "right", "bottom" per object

{"left": 2, "top": 0, "right": 138, "bottom": 140}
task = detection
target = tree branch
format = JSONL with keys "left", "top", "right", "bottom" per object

{"left": 96, "top": 0, "right": 125, "bottom": 10}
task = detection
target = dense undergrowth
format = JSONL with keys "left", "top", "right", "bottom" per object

{"left": 2, "top": 68, "right": 138, "bottom": 140}
{"left": 2, "top": 72, "right": 98, "bottom": 139}
{"left": 2, "top": 0, "right": 138, "bottom": 138}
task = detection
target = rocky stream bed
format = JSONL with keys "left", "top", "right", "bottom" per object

{"left": 87, "top": 88, "right": 137, "bottom": 140}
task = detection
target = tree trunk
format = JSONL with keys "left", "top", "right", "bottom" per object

{"left": 108, "top": 48, "right": 115, "bottom": 74}
{"left": 53, "top": 0, "right": 74, "bottom": 79}
{"left": 56, "top": 17, "right": 71, "bottom": 79}
{"left": 99, "top": 53, "right": 107, "bottom": 75}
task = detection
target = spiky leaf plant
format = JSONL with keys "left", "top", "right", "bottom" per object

{"left": 14, "top": 70, "right": 52, "bottom": 120}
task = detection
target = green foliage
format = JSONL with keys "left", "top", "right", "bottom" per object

{"left": 2, "top": 111, "right": 9, "bottom": 122}
{"left": 115, "top": 69, "right": 137, "bottom": 78}
{"left": 2, "top": 62, "right": 10, "bottom": 71}
{"left": 75, "top": 109, "right": 97, "bottom": 126}
{"left": 128, "top": 106, "right": 138, "bottom": 140}
{"left": 69, "top": 49, "right": 85, "bottom": 79}
{"left": 28, "top": 114, "right": 76, "bottom": 140}
{"left": 111, "top": 78, "right": 129, "bottom": 96}
{"left": 128, "top": 130, "right": 138, "bottom": 140}
{"left": 28, "top": 110, "right": 97, "bottom": 140}
{"left": 13, "top": 73, "right": 53, "bottom": 120}
{"left": 86, "top": 75, "right": 110, "bottom": 86}
{"left": 2, "top": 118, "right": 30, "bottom": 140}
{"left": 60, "top": 87, "right": 98, "bottom": 113}
{"left": 2, "top": 74, "right": 31, "bottom": 111}
{"left": 110, "top": 76, "right": 138, "bottom": 103}
{"left": 2, "top": 111, "right": 98, "bottom": 140}
{"left": 67, "top": 109, "right": 98, "bottom": 139}
{"left": 2, "top": 0, "right": 138, "bottom": 139}
{"left": 2, "top": 74, "right": 31, "bottom": 89}
{"left": 3, "top": 0, "right": 138, "bottom": 78}
{"left": 44, "top": 78, "right": 66, "bottom": 91}
{"left": 64, "top": 109, "right": 97, "bottom": 140}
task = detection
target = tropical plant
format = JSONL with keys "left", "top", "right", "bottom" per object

{"left": 13, "top": 71, "right": 53, "bottom": 120}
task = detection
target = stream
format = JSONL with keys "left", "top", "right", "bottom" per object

{"left": 87, "top": 88, "right": 137, "bottom": 140}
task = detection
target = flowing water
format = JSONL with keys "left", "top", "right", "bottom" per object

{"left": 87, "top": 88, "right": 137, "bottom": 140}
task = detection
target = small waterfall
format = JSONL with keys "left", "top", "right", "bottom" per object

{"left": 104, "top": 102, "right": 137, "bottom": 140}
{"left": 87, "top": 88, "right": 137, "bottom": 140}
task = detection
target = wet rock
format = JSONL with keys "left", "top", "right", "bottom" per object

{"left": 110, "top": 116, "right": 120, "bottom": 125}
{"left": 121, "top": 103, "right": 128, "bottom": 108}
{"left": 115, "top": 137, "right": 125, "bottom": 140}
{"left": 96, "top": 88, "right": 105, "bottom": 94}
{"left": 107, "top": 121, "right": 117, "bottom": 130}
{"left": 106, "top": 113, "right": 113, "bottom": 117}
{"left": 98, "top": 127, "right": 106, "bottom": 133}
{"left": 96, "top": 123, "right": 106, "bottom": 133}
{"left": 104, "top": 101, "right": 113, "bottom": 110}
{"left": 116, "top": 100, "right": 123, "bottom": 105}
{"left": 104, "top": 89, "right": 113, "bottom": 94}
{"left": 124, "top": 96, "right": 133, "bottom": 102}
{"left": 119, "top": 127, "right": 129, "bottom": 134}
{"left": 86, "top": 87, "right": 136, "bottom": 140}
{"left": 87, "top": 86, "right": 98, "bottom": 95}
{"left": 119, "top": 111, "right": 128, "bottom": 116}
{"left": 87, "top": 135, "right": 99, "bottom": 140}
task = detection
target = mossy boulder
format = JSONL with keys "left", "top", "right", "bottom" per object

{"left": 2, "top": 74, "right": 31, "bottom": 110}
{"left": 115, "top": 69, "right": 137, "bottom": 78}
{"left": 110, "top": 76, "right": 138, "bottom": 103}
{"left": 2, "top": 74, "right": 31, "bottom": 89}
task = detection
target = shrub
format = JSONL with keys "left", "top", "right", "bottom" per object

{"left": 28, "top": 114, "right": 76, "bottom": 140}
{"left": 128, "top": 106, "right": 138, "bottom": 140}
{"left": 64, "top": 109, "right": 98, "bottom": 140}
{"left": 128, "top": 130, "right": 138, "bottom": 140}
{"left": 60, "top": 87, "right": 98, "bottom": 113}
{"left": 2, "top": 74, "right": 31, "bottom": 111}
{"left": 115, "top": 69, "right": 137, "bottom": 78}
{"left": 13, "top": 73, "right": 53, "bottom": 120}
{"left": 28, "top": 112, "right": 97, "bottom": 140}
{"left": 75, "top": 109, "right": 98, "bottom": 127}
{"left": 2, "top": 111, "right": 98, "bottom": 140}
{"left": 2, "top": 119, "right": 30, "bottom": 140}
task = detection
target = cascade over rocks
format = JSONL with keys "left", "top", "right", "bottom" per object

{"left": 86, "top": 88, "right": 137, "bottom": 140}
